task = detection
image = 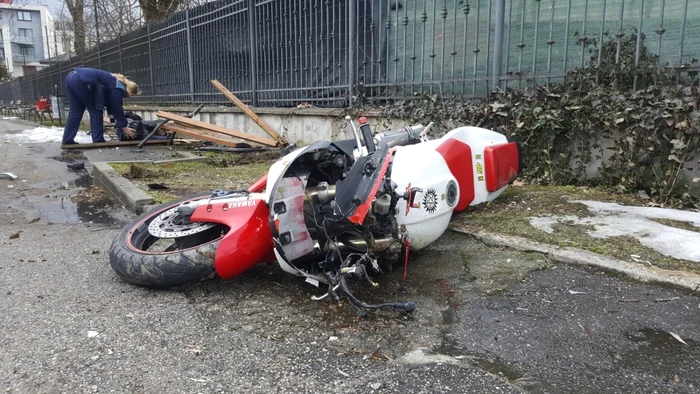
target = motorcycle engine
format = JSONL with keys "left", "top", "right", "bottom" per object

{"left": 267, "top": 140, "right": 404, "bottom": 281}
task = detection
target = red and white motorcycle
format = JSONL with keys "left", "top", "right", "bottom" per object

{"left": 109, "top": 117, "right": 522, "bottom": 312}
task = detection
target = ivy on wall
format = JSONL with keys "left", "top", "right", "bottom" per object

{"left": 374, "top": 30, "right": 699, "bottom": 208}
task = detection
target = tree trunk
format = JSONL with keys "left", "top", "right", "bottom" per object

{"left": 65, "top": 0, "right": 86, "bottom": 57}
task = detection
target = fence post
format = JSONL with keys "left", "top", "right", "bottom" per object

{"left": 118, "top": 35, "right": 124, "bottom": 71}
{"left": 347, "top": 0, "right": 355, "bottom": 106}
{"left": 185, "top": 8, "right": 195, "bottom": 105}
{"left": 94, "top": 0, "right": 102, "bottom": 68}
{"left": 147, "top": 24, "right": 156, "bottom": 106}
{"left": 247, "top": 0, "right": 258, "bottom": 106}
{"left": 491, "top": 0, "right": 506, "bottom": 93}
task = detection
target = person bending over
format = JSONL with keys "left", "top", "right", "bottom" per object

{"left": 61, "top": 67, "right": 140, "bottom": 145}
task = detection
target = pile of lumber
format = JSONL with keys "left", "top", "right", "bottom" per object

{"left": 159, "top": 80, "right": 287, "bottom": 148}
{"left": 60, "top": 80, "right": 287, "bottom": 150}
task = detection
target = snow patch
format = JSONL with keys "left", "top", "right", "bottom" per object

{"left": 528, "top": 201, "right": 700, "bottom": 262}
{"left": 3, "top": 126, "right": 107, "bottom": 144}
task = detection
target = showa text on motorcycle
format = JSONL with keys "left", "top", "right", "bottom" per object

{"left": 110, "top": 116, "right": 523, "bottom": 313}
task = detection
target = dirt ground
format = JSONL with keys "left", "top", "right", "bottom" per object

{"left": 110, "top": 151, "right": 278, "bottom": 203}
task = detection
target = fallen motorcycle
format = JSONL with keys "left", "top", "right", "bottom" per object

{"left": 109, "top": 117, "right": 522, "bottom": 312}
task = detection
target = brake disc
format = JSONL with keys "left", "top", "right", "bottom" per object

{"left": 148, "top": 207, "right": 217, "bottom": 238}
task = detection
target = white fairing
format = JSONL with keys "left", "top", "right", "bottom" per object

{"left": 392, "top": 126, "right": 515, "bottom": 250}
{"left": 441, "top": 126, "right": 511, "bottom": 206}
{"left": 391, "top": 146, "right": 458, "bottom": 250}
{"left": 263, "top": 146, "right": 306, "bottom": 202}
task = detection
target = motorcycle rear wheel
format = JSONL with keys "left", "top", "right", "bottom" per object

{"left": 109, "top": 193, "right": 226, "bottom": 289}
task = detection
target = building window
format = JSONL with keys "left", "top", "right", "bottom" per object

{"left": 0, "top": 48, "right": 5, "bottom": 60}
{"left": 20, "top": 46, "right": 34, "bottom": 57}
{"left": 18, "top": 28, "right": 32, "bottom": 39}
{"left": 17, "top": 11, "right": 32, "bottom": 21}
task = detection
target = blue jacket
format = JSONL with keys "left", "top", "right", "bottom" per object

{"left": 73, "top": 67, "right": 128, "bottom": 128}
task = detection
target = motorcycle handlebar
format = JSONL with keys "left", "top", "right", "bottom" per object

{"left": 374, "top": 124, "right": 427, "bottom": 148}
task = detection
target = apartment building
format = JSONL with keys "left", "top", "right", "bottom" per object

{"left": 0, "top": 3, "right": 60, "bottom": 77}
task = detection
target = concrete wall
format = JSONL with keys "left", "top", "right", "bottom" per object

{"left": 124, "top": 105, "right": 409, "bottom": 147}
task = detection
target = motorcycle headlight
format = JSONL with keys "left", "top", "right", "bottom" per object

{"left": 446, "top": 180, "right": 458, "bottom": 208}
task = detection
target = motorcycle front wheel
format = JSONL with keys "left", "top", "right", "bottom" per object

{"left": 109, "top": 193, "right": 227, "bottom": 289}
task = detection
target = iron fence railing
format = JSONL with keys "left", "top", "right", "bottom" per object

{"left": 0, "top": 0, "right": 697, "bottom": 109}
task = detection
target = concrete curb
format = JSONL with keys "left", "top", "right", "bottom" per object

{"left": 91, "top": 151, "right": 204, "bottom": 214}
{"left": 450, "top": 225, "right": 700, "bottom": 292}
{"left": 93, "top": 162, "right": 154, "bottom": 213}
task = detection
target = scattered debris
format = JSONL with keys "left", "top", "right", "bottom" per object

{"left": 337, "top": 367, "right": 350, "bottom": 377}
{"left": 67, "top": 162, "right": 85, "bottom": 170}
{"left": 0, "top": 172, "right": 18, "bottom": 180}
{"left": 29, "top": 218, "right": 40, "bottom": 224}
{"left": 370, "top": 382, "right": 382, "bottom": 390}
{"left": 654, "top": 297, "right": 680, "bottom": 302}
{"left": 674, "top": 375, "right": 681, "bottom": 384}
{"left": 669, "top": 332, "right": 688, "bottom": 345}
{"left": 147, "top": 183, "right": 169, "bottom": 190}
{"left": 189, "top": 378, "right": 207, "bottom": 383}
{"left": 9, "top": 232, "right": 20, "bottom": 239}
{"left": 186, "top": 344, "right": 201, "bottom": 354}
{"left": 568, "top": 290, "right": 587, "bottom": 295}
{"left": 636, "top": 190, "right": 650, "bottom": 200}
{"left": 87, "top": 331, "right": 99, "bottom": 338}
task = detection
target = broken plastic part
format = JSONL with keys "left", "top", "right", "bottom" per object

{"left": 0, "top": 172, "right": 18, "bottom": 180}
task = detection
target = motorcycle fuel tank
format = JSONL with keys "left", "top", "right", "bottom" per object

{"left": 391, "top": 146, "right": 459, "bottom": 250}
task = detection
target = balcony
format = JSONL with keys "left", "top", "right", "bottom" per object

{"left": 12, "top": 53, "right": 37, "bottom": 63}
{"left": 11, "top": 36, "right": 34, "bottom": 45}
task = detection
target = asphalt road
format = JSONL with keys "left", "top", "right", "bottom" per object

{"left": 0, "top": 119, "right": 698, "bottom": 394}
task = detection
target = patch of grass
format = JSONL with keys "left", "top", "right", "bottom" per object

{"left": 454, "top": 184, "right": 698, "bottom": 273}
{"left": 110, "top": 155, "right": 274, "bottom": 204}
{"left": 650, "top": 218, "right": 700, "bottom": 233}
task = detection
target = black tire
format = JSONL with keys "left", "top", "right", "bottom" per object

{"left": 109, "top": 193, "right": 225, "bottom": 289}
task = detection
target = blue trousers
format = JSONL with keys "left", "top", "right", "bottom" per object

{"left": 62, "top": 71, "right": 107, "bottom": 144}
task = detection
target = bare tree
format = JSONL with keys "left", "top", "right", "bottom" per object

{"left": 64, "top": 0, "right": 86, "bottom": 57}
{"left": 138, "top": 0, "right": 187, "bottom": 22}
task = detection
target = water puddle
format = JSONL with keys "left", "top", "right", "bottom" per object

{"left": 626, "top": 328, "right": 698, "bottom": 346}
{"left": 433, "top": 307, "right": 530, "bottom": 387}
{"left": 30, "top": 194, "right": 116, "bottom": 226}
{"left": 619, "top": 328, "right": 699, "bottom": 378}
{"left": 24, "top": 165, "right": 119, "bottom": 226}
{"left": 50, "top": 150, "right": 86, "bottom": 163}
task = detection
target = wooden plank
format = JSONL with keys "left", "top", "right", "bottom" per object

{"left": 161, "top": 123, "right": 249, "bottom": 146}
{"left": 210, "top": 79, "right": 286, "bottom": 145}
{"left": 60, "top": 139, "right": 171, "bottom": 150}
{"left": 156, "top": 110, "right": 278, "bottom": 147}
{"left": 160, "top": 124, "right": 247, "bottom": 148}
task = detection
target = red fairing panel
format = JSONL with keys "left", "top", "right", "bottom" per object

{"left": 484, "top": 142, "right": 520, "bottom": 192}
{"left": 348, "top": 151, "right": 393, "bottom": 224}
{"left": 247, "top": 173, "right": 268, "bottom": 193}
{"left": 190, "top": 199, "right": 274, "bottom": 279}
{"left": 436, "top": 138, "right": 474, "bottom": 213}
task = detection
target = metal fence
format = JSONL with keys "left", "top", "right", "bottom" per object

{"left": 0, "top": 0, "right": 697, "bottom": 109}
